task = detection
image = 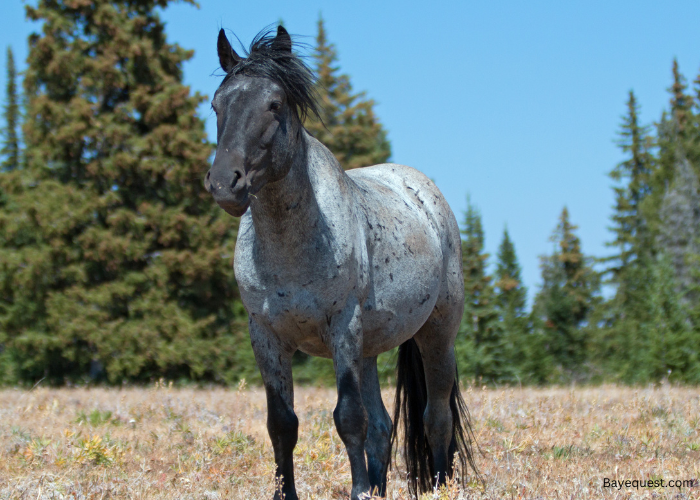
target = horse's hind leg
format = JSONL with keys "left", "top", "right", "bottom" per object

{"left": 413, "top": 307, "right": 461, "bottom": 486}
{"left": 249, "top": 320, "right": 299, "bottom": 500}
{"left": 362, "top": 356, "right": 392, "bottom": 496}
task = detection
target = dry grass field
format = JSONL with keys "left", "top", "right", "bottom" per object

{"left": 0, "top": 382, "right": 699, "bottom": 499}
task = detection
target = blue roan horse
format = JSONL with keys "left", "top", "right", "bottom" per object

{"left": 205, "top": 26, "right": 478, "bottom": 499}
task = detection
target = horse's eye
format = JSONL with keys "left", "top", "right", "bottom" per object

{"left": 270, "top": 101, "right": 282, "bottom": 112}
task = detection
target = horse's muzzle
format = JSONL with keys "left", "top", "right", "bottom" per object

{"left": 205, "top": 168, "right": 250, "bottom": 217}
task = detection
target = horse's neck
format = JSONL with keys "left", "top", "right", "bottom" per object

{"left": 249, "top": 131, "right": 347, "bottom": 250}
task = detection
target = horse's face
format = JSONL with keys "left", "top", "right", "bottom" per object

{"left": 206, "top": 74, "right": 293, "bottom": 216}
{"left": 204, "top": 28, "right": 298, "bottom": 217}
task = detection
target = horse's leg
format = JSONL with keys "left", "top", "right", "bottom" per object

{"left": 329, "top": 298, "right": 371, "bottom": 499}
{"left": 361, "top": 356, "right": 392, "bottom": 496}
{"left": 413, "top": 308, "right": 461, "bottom": 488}
{"left": 249, "top": 320, "right": 299, "bottom": 500}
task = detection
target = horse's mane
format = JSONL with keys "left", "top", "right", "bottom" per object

{"left": 221, "top": 27, "right": 321, "bottom": 124}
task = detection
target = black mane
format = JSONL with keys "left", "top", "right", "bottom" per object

{"left": 220, "top": 27, "right": 321, "bottom": 124}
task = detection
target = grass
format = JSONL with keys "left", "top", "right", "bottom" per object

{"left": 0, "top": 383, "right": 699, "bottom": 499}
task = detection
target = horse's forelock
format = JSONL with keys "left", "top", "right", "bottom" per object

{"left": 218, "top": 26, "right": 322, "bottom": 125}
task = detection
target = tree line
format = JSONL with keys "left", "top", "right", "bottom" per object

{"left": 1, "top": 0, "right": 698, "bottom": 386}
{"left": 454, "top": 64, "right": 700, "bottom": 385}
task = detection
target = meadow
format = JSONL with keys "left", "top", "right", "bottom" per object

{"left": 0, "top": 382, "right": 698, "bottom": 499}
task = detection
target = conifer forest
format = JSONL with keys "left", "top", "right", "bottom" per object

{"left": 1, "top": 0, "right": 700, "bottom": 388}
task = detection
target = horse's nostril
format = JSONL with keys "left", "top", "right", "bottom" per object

{"left": 204, "top": 170, "right": 213, "bottom": 192}
{"left": 231, "top": 170, "right": 242, "bottom": 190}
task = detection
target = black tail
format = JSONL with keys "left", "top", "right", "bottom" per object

{"left": 390, "top": 338, "right": 432, "bottom": 496}
{"left": 390, "top": 338, "right": 480, "bottom": 497}
{"left": 447, "top": 371, "right": 481, "bottom": 488}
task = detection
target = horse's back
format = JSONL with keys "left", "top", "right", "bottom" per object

{"left": 347, "top": 163, "right": 461, "bottom": 255}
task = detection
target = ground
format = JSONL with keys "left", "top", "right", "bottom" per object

{"left": 0, "top": 383, "right": 698, "bottom": 499}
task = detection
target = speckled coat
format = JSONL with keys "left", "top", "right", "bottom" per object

{"left": 234, "top": 133, "right": 464, "bottom": 362}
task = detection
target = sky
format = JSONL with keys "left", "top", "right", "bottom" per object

{"left": 2, "top": 1, "right": 700, "bottom": 306}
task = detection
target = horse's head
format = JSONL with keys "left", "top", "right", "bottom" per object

{"left": 205, "top": 26, "right": 319, "bottom": 217}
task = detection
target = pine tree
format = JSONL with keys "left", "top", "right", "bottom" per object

{"left": 304, "top": 16, "right": 391, "bottom": 170}
{"left": 605, "top": 91, "right": 654, "bottom": 277}
{"left": 669, "top": 59, "right": 693, "bottom": 139}
{"left": 0, "top": 0, "right": 250, "bottom": 384}
{"left": 593, "top": 61, "right": 700, "bottom": 384}
{"left": 493, "top": 228, "right": 528, "bottom": 379}
{"left": 596, "top": 92, "right": 657, "bottom": 381}
{"left": 648, "top": 63, "right": 700, "bottom": 310}
{"left": 455, "top": 197, "right": 504, "bottom": 383}
{"left": 533, "top": 208, "right": 599, "bottom": 377}
{"left": 610, "top": 150, "right": 700, "bottom": 384}
{"left": 1, "top": 47, "right": 19, "bottom": 171}
{"left": 495, "top": 228, "right": 527, "bottom": 318}
{"left": 649, "top": 62, "right": 698, "bottom": 228}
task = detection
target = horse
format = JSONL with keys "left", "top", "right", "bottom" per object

{"left": 205, "top": 25, "right": 478, "bottom": 499}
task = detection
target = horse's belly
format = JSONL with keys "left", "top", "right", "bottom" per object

{"left": 292, "top": 299, "right": 438, "bottom": 359}
{"left": 360, "top": 271, "right": 441, "bottom": 356}
{"left": 360, "top": 308, "right": 434, "bottom": 356}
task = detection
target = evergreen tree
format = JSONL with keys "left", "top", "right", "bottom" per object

{"left": 594, "top": 80, "right": 700, "bottom": 384}
{"left": 493, "top": 228, "right": 528, "bottom": 379}
{"left": 533, "top": 208, "right": 599, "bottom": 377}
{"left": 669, "top": 59, "right": 694, "bottom": 140}
{"left": 455, "top": 197, "right": 503, "bottom": 383}
{"left": 595, "top": 92, "right": 657, "bottom": 381}
{"left": 648, "top": 62, "right": 698, "bottom": 230}
{"left": 1, "top": 47, "right": 19, "bottom": 171}
{"left": 605, "top": 91, "right": 654, "bottom": 277}
{"left": 0, "top": 0, "right": 250, "bottom": 384}
{"left": 495, "top": 228, "right": 527, "bottom": 318}
{"left": 304, "top": 16, "right": 391, "bottom": 170}
{"left": 592, "top": 61, "right": 700, "bottom": 384}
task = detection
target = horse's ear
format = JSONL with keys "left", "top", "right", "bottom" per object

{"left": 272, "top": 25, "right": 292, "bottom": 53}
{"left": 218, "top": 29, "right": 241, "bottom": 73}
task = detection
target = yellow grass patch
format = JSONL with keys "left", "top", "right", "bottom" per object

{"left": 0, "top": 384, "right": 698, "bottom": 499}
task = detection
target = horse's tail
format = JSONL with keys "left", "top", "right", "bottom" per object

{"left": 448, "top": 368, "right": 481, "bottom": 490}
{"left": 390, "top": 337, "right": 480, "bottom": 497}
{"left": 391, "top": 338, "right": 432, "bottom": 496}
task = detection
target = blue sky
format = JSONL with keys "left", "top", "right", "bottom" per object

{"left": 2, "top": 1, "right": 700, "bottom": 305}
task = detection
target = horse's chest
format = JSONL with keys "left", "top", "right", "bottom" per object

{"left": 235, "top": 245, "right": 346, "bottom": 334}
{"left": 261, "top": 287, "right": 326, "bottom": 330}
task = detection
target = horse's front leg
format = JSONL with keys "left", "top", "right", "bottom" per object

{"left": 249, "top": 319, "right": 299, "bottom": 500}
{"left": 329, "top": 298, "right": 372, "bottom": 499}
